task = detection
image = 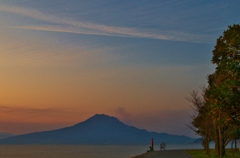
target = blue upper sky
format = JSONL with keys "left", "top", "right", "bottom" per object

{"left": 0, "top": 0, "right": 239, "bottom": 137}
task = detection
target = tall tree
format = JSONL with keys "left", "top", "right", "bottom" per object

{"left": 211, "top": 24, "right": 240, "bottom": 128}
{"left": 206, "top": 24, "right": 240, "bottom": 157}
{"left": 189, "top": 24, "right": 240, "bottom": 158}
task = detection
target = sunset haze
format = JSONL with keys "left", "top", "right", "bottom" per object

{"left": 0, "top": 0, "right": 239, "bottom": 137}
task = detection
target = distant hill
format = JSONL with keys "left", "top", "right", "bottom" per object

{"left": 0, "top": 114, "right": 195, "bottom": 145}
{"left": 189, "top": 138, "right": 203, "bottom": 144}
{"left": 0, "top": 132, "right": 15, "bottom": 140}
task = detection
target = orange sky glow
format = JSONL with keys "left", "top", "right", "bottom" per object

{"left": 1, "top": 1, "right": 238, "bottom": 138}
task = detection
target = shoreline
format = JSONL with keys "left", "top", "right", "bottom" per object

{"left": 132, "top": 148, "right": 240, "bottom": 158}
{"left": 131, "top": 150, "right": 193, "bottom": 158}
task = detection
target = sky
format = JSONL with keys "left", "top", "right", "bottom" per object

{"left": 0, "top": 0, "right": 239, "bottom": 137}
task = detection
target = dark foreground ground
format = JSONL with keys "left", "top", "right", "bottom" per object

{"left": 132, "top": 150, "right": 193, "bottom": 158}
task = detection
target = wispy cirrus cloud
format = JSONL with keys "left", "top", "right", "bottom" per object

{"left": 0, "top": 105, "right": 90, "bottom": 124}
{"left": 0, "top": 4, "right": 210, "bottom": 43}
{"left": 0, "top": 105, "right": 65, "bottom": 116}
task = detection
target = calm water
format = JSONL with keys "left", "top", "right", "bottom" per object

{"left": 0, "top": 144, "right": 203, "bottom": 158}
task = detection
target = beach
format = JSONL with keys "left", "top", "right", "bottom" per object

{"left": 0, "top": 144, "right": 203, "bottom": 158}
{"left": 132, "top": 150, "right": 193, "bottom": 158}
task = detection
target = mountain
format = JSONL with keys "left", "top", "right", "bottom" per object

{"left": 0, "top": 132, "right": 15, "bottom": 140}
{"left": 0, "top": 114, "right": 195, "bottom": 145}
{"left": 189, "top": 137, "right": 203, "bottom": 144}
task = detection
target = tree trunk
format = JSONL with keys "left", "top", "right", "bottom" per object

{"left": 238, "top": 140, "right": 240, "bottom": 152}
{"left": 231, "top": 139, "right": 234, "bottom": 156}
{"left": 235, "top": 139, "right": 237, "bottom": 151}
{"left": 215, "top": 138, "right": 220, "bottom": 156}
{"left": 218, "top": 126, "right": 226, "bottom": 158}
{"left": 218, "top": 127, "right": 223, "bottom": 158}
{"left": 205, "top": 129, "right": 210, "bottom": 155}
{"left": 206, "top": 138, "right": 210, "bottom": 155}
{"left": 213, "top": 119, "right": 220, "bottom": 156}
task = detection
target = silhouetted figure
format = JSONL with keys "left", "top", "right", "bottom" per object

{"left": 160, "top": 142, "right": 166, "bottom": 150}
{"left": 150, "top": 138, "right": 154, "bottom": 151}
{"left": 147, "top": 146, "right": 153, "bottom": 152}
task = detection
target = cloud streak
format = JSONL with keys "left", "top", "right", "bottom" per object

{"left": 0, "top": 105, "right": 91, "bottom": 124}
{"left": 0, "top": 106, "right": 79, "bottom": 134}
{"left": 0, "top": 105, "right": 65, "bottom": 116}
{"left": 0, "top": 4, "right": 210, "bottom": 43}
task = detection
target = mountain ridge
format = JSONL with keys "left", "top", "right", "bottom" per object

{"left": 0, "top": 132, "right": 15, "bottom": 140}
{"left": 0, "top": 114, "right": 195, "bottom": 145}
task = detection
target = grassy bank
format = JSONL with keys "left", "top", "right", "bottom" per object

{"left": 186, "top": 149, "right": 240, "bottom": 158}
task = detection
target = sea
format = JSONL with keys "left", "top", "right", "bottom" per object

{"left": 0, "top": 144, "right": 204, "bottom": 158}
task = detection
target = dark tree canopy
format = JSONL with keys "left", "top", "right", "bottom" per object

{"left": 210, "top": 24, "right": 240, "bottom": 122}
{"left": 188, "top": 24, "right": 240, "bottom": 158}
{"left": 212, "top": 24, "right": 240, "bottom": 66}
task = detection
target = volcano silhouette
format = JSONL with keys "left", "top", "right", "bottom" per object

{"left": 0, "top": 114, "right": 194, "bottom": 144}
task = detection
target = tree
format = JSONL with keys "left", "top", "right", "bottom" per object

{"left": 206, "top": 24, "right": 240, "bottom": 157}
{"left": 189, "top": 24, "right": 240, "bottom": 158}
{"left": 211, "top": 25, "right": 240, "bottom": 123}
{"left": 206, "top": 73, "right": 238, "bottom": 157}
{"left": 187, "top": 89, "right": 213, "bottom": 155}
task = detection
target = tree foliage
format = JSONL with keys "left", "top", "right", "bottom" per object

{"left": 188, "top": 24, "right": 240, "bottom": 158}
